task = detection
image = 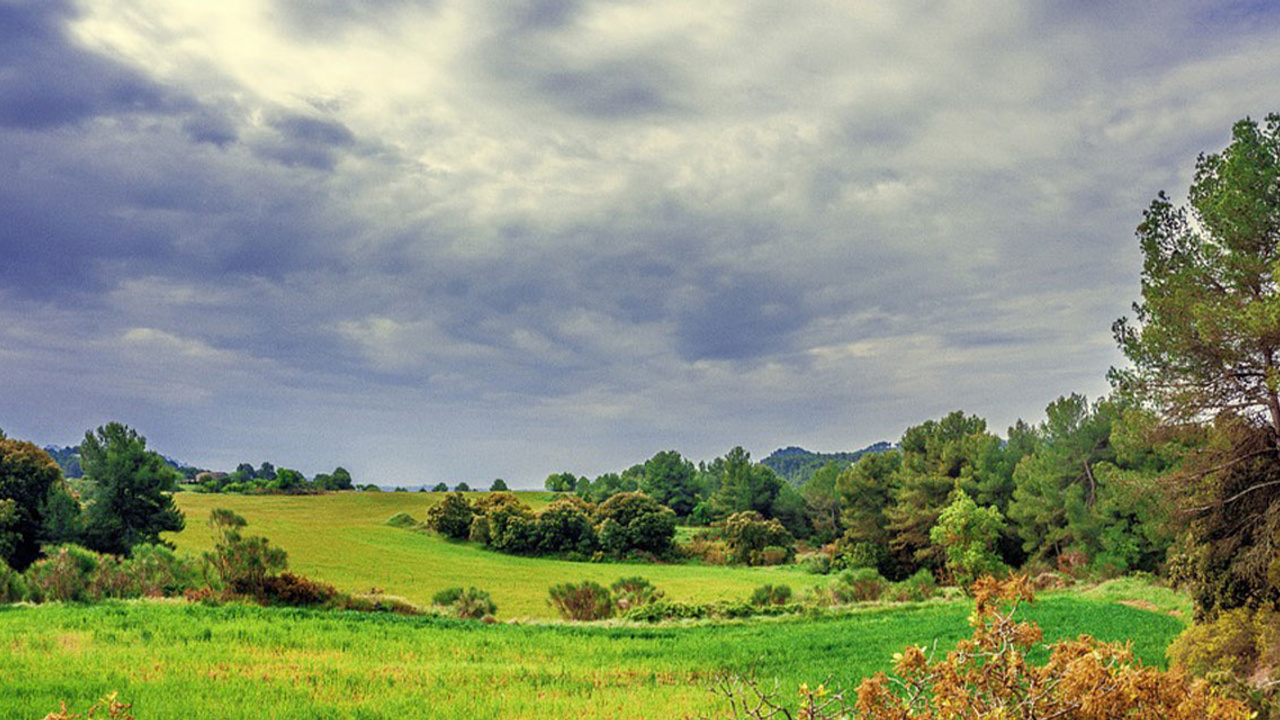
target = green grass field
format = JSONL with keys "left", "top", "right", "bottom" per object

{"left": 0, "top": 592, "right": 1185, "bottom": 719}
{"left": 0, "top": 490, "right": 1195, "bottom": 719}
{"left": 165, "top": 491, "right": 818, "bottom": 618}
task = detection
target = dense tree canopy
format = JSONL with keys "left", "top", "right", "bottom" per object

{"left": 79, "top": 423, "right": 184, "bottom": 556}
{"left": 1113, "top": 114, "right": 1280, "bottom": 432}
{"left": 0, "top": 437, "right": 64, "bottom": 570}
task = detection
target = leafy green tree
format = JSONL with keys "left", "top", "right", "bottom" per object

{"left": 801, "top": 461, "right": 844, "bottom": 543}
{"left": 273, "top": 468, "right": 307, "bottom": 491}
{"left": 79, "top": 423, "right": 185, "bottom": 556}
{"left": 0, "top": 436, "right": 65, "bottom": 570}
{"left": 1112, "top": 114, "right": 1280, "bottom": 616}
{"left": 544, "top": 472, "right": 580, "bottom": 493}
{"left": 431, "top": 482, "right": 449, "bottom": 492}
{"left": 593, "top": 491, "right": 676, "bottom": 555}
{"left": 489, "top": 478, "right": 509, "bottom": 492}
{"left": 257, "top": 462, "right": 276, "bottom": 482}
{"left": 39, "top": 481, "right": 82, "bottom": 546}
{"left": 882, "top": 412, "right": 1013, "bottom": 577}
{"left": 837, "top": 449, "right": 901, "bottom": 572}
{"left": 535, "top": 496, "right": 597, "bottom": 554}
{"left": 1008, "top": 394, "right": 1116, "bottom": 564}
{"left": 640, "top": 450, "right": 701, "bottom": 517}
{"left": 723, "top": 511, "right": 793, "bottom": 565}
{"left": 708, "top": 447, "right": 783, "bottom": 519}
{"left": 930, "top": 490, "right": 1006, "bottom": 587}
{"left": 330, "top": 467, "right": 353, "bottom": 490}
{"left": 425, "top": 492, "right": 475, "bottom": 540}
{"left": 454, "top": 482, "right": 471, "bottom": 492}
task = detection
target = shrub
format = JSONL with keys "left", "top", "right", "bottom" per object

{"left": 884, "top": 569, "right": 937, "bottom": 603}
{"left": 432, "top": 586, "right": 497, "bottom": 619}
{"left": 424, "top": 493, "right": 474, "bottom": 539}
{"left": 201, "top": 509, "right": 287, "bottom": 597}
{"left": 385, "top": 512, "right": 421, "bottom": 529}
{"left": 830, "top": 567, "right": 887, "bottom": 604}
{"left": 24, "top": 544, "right": 100, "bottom": 602}
{"left": 610, "top": 576, "right": 663, "bottom": 613}
{"left": 749, "top": 584, "right": 792, "bottom": 606}
{"left": 593, "top": 492, "right": 677, "bottom": 555}
{"left": 798, "top": 551, "right": 832, "bottom": 575}
{"left": 1168, "top": 605, "right": 1279, "bottom": 716}
{"left": 260, "top": 572, "right": 339, "bottom": 607}
{"left": 122, "top": 543, "right": 200, "bottom": 597}
{"left": 753, "top": 545, "right": 793, "bottom": 566}
{"left": 623, "top": 600, "right": 710, "bottom": 622}
{"left": 468, "top": 515, "right": 490, "bottom": 544}
{"left": 87, "top": 554, "right": 135, "bottom": 600}
{"left": 548, "top": 581, "right": 614, "bottom": 621}
{"left": 706, "top": 576, "right": 1251, "bottom": 720}
{"left": 537, "top": 497, "right": 598, "bottom": 554}
{"left": 0, "top": 558, "right": 25, "bottom": 602}
{"left": 723, "top": 511, "right": 793, "bottom": 565}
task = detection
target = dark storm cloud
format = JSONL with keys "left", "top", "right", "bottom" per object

{"left": 472, "top": 1, "right": 686, "bottom": 121}
{"left": 0, "top": 0, "right": 181, "bottom": 130}
{"left": 183, "top": 109, "right": 239, "bottom": 147}
{"left": 3, "top": 0, "right": 1280, "bottom": 485}
{"left": 673, "top": 273, "right": 806, "bottom": 362}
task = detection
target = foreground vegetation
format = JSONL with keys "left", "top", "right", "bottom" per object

{"left": 0, "top": 587, "right": 1185, "bottom": 720}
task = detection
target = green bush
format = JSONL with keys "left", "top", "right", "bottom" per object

{"left": 424, "top": 493, "right": 474, "bottom": 539}
{"left": 830, "top": 567, "right": 886, "bottom": 604}
{"left": 87, "top": 554, "right": 135, "bottom": 600}
{"left": 750, "top": 583, "right": 793, "bottom": 606}
{"left": 798, "top": 552, "right": 832, "bottom": 575}
{"left": 593, "top": 492, "right": 677, "bottom": 556}
{"left": 610, "top": 576, "right": 663, "bottom": 612}
{"left": 201, "top": 509, "right": 287, "bottom": 597}
{"left": 536, "top": 497, "right": 597, "bottom": 554}
{"left": 885, "top": 569, "right": 938, "bottom": 602}
{"left": 0, "top": 559, "right": 25, "bottom": 602}
{"left": 548, "top": 581, "right": 614, "bottom": 621}
{"left": 24, "top": 544, "right": 101, "bottom": 602}
{"left": 122, "top": 543, "right": 200, "bottom": 597}
{"left": 432, "top": 586, "right": 497, "bottom": 619}
{"left": 385, "top": 512, "right": 421, "bottom": 529}
{"left": 623, "top": 600, "right": 710, "bottom": 622}
{"left": 723, "top": 511, "right": 793, "bottom": 565}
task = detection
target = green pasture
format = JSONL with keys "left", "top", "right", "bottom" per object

{"left": 165, "top": 491, "right": 815, "bottom": 618}
{"left": 0, "top": 592, "right": 1186, "bottom": 720}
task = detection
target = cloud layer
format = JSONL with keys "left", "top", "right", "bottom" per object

{"left": 3, "top": 0, "right": 1280, "bottom": 485}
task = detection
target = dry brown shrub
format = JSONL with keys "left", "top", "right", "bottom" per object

{"left": 704, "top": 575, "right": 1250, "bottom": 720}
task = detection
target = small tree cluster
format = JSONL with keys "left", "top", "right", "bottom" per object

{"left": 722, "top": 511, "right": 794, "bottom": 565}
{"left": 420, "top": 491, "right": 677, "bottom": 559}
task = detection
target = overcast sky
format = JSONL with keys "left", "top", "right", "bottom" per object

{"left": 3, "top": 1, "right": 1279, "bottom": 487}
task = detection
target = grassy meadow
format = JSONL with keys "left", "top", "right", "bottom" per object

{"left": 0, "top": 592, "right": 1185, "bottom": 719}
{"left": 165, "top": 491, "right": 818, "bottom": 618}
{"left": 0, "top": 489, "right": 1198, "bottom": 718}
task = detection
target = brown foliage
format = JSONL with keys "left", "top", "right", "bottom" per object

{"left": 703, "top": 576, "right": 1250, "bottom": 720}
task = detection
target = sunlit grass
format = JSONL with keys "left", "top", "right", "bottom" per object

{"left": 0, "top": 593, "right": 1184, "bottom": 720}
{"left": 166, "top": 491, "right": 814, "bottom": 618}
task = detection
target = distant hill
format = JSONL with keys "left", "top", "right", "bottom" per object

{"left": 761, "top": 442, "right": 894, "bottom": 486}
{"left": 42, "top": 444, "right": 204, "bottom": 480}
